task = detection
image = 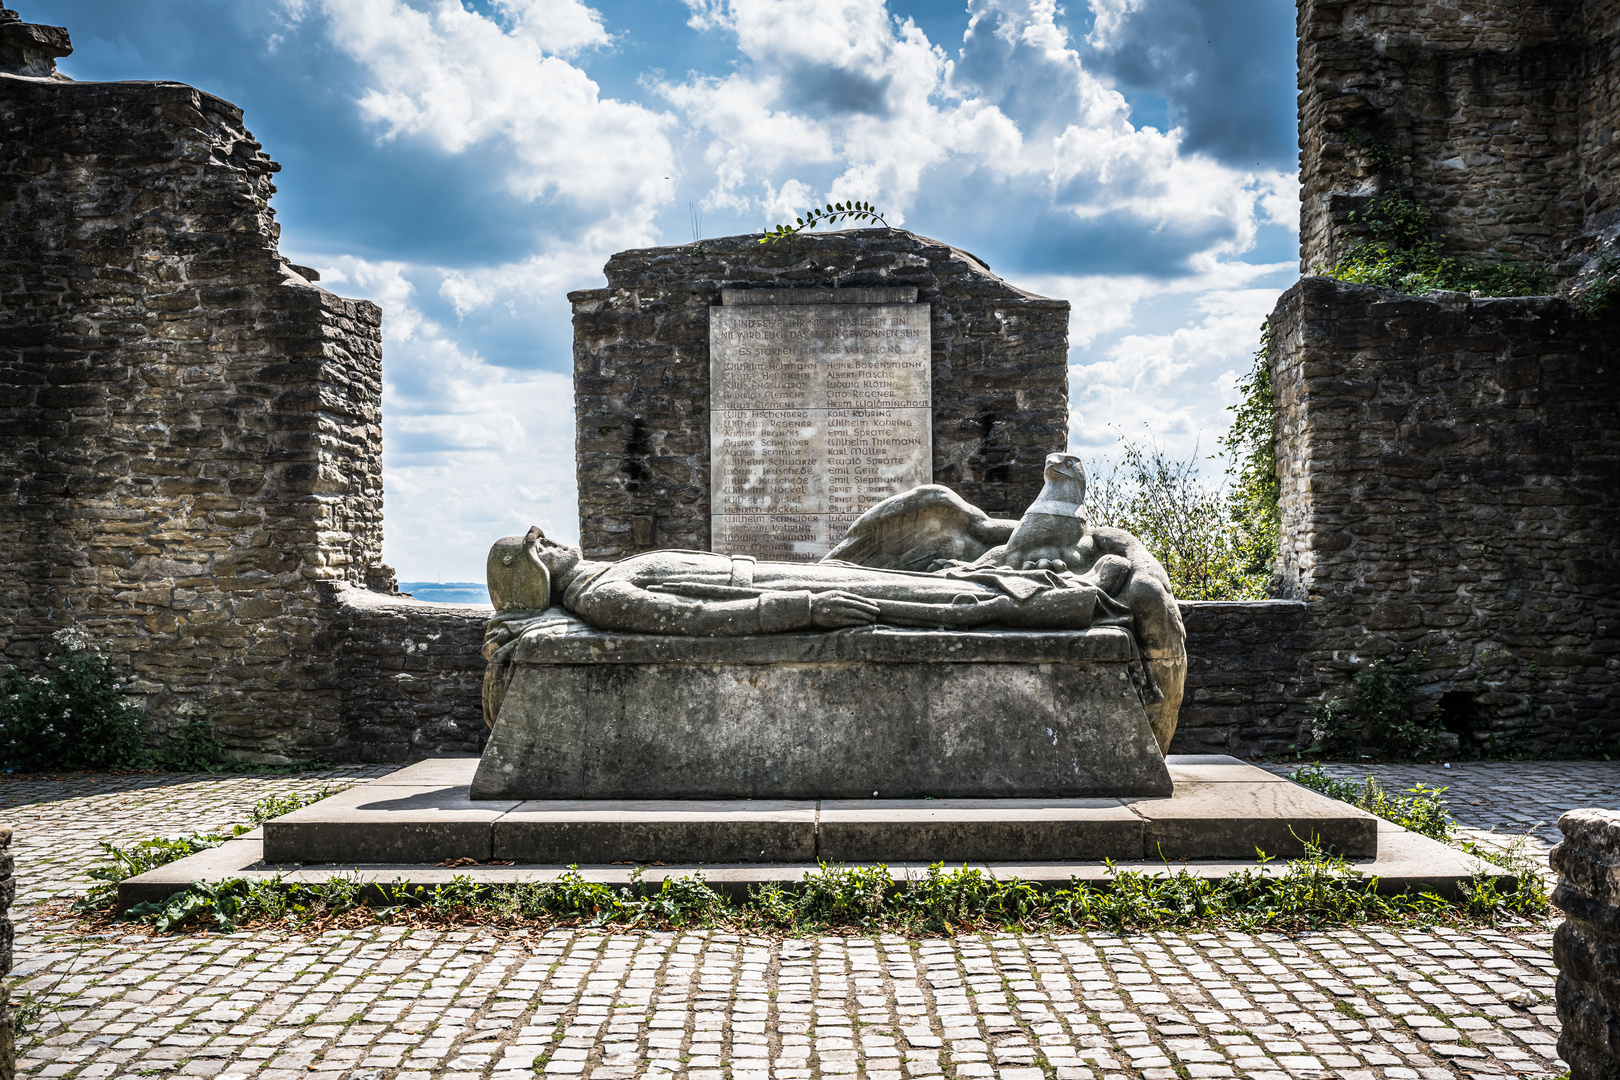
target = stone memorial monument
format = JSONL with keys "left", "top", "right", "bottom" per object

{"left": 710, "top": 287, "right": 931, "bottom": 561}
{"left": 473, "top": 454, "right": 1187, "bottom": 802}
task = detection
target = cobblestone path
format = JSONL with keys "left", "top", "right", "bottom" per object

{"left": 3, "top": 758, "right": 1611, "bottom": 1080}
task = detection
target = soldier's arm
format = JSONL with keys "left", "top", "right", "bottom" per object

{"left": 571, "top": 580, "right": 818, "bottom": 636}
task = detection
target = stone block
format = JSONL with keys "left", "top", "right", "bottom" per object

{"left": 1552, "top": 807, "right": 1620, "bottom": 1080}
{"left": 261, "top": 784, "right": 519, "bottom": 864}
{"left": 1126, "top": 780, "right": 1379, "bottom": 859}
{"left": 473, "top": 625, "right": 1170, "bottom": 801}
{"left": 817, "top": 799, "right": 1143, "bottom": 863}
{"left": 494, "top": 801, "right": 817, "bottom": 864}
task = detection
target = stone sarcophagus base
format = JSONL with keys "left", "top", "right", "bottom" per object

{"left": 471, "top": 615, "right": 1172, "bottom": 801}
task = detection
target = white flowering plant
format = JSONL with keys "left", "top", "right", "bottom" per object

{"left": 0, "top": 628, "right": 145, "bottom": 771}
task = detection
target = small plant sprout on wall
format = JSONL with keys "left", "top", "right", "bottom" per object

{"left": 761, "top": 201, "right": 889, "bottom": 244}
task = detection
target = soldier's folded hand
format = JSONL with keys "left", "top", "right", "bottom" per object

{"left": 810, "top": 590, "right": 881, "bottom": 628}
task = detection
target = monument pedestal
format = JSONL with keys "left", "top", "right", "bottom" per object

{"left": 475, "top": 616, "right": 1171, "bottom": 801}
{"left": 120, "top": 755, "right": 1506, "bottom": 908}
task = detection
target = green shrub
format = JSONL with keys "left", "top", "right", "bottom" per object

{"left": 1323, "top": 194, "right": 1552, "bottom": 298}
{"left": 1302, "top": 652, "right": 1444, "bottom": 760}
{"left": 146, "top": 708, "right": 228, "bottom": 771}
{"left": 0, "top": 628, "right": 145, "bottom": 772}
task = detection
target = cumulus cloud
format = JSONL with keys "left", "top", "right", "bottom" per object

{"left": 288, "top": 0, "right": 674, "bottom": 253}
{"left": 314, "top": 256, "right": 579, "bottom": 577}
{"left": 665, "top": 0, "right": 1290, "bottom": 277}
{"left": 1079, "top": 0, "right": 1298, "bottom": 167}
{"left": 1068, "top": 283, "right": 1283, "bottom": 466}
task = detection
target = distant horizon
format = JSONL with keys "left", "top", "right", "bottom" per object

{"left": 32, "top": 0, "right": 1299, "bottom": 582}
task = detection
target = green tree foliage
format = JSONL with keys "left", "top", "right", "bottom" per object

{"left": 1085, "top": 441, "right": 1271, "bottom": 601}
{"left": 1084, "top": 329, "right": 1280, "bottom": 601}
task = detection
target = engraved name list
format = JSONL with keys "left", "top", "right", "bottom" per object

{"left": 710, "top": 295, "right": 932, "bottom": 561}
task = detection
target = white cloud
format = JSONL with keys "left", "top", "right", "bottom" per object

{"left": 293, "top": 0, "right": 674, "bottom": 251}
{"left": 1084, "top": 0, "right": 1148, "bottom": 49}
{"left": 664, "top": 0, "right": 1290, "bottom": 273}
{"left": 312, "top": 256, "right": 578, "bottom": 579}
{"left": 1068, "top": 285, "right": 1282, "bottom": 467}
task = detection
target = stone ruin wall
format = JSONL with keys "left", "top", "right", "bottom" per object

{"left": 1263, "top": 279, "right": 1620, "bottom": 753}
{"left": 1263, "top": 0, "right": 1620, "bottom": 757}
{"left": 570, "top": 233, "right": 1071, "bottom": 560}
{"left": 1298, "top": 0, "right": 1619, "bottom": 273}
{"left": 0, "top": 33, "right": 485, "bottom": 763}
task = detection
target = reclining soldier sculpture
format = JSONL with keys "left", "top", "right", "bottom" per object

{"left": 484, "top": 453, "right": 1187, "bottom": 751}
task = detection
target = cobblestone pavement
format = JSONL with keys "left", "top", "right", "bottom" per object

{"left": 3, "top": 758, "right": 1609, "bottom": 1080}
{"left": 1258, "top": 760, "right": 1620, "bottom": 870}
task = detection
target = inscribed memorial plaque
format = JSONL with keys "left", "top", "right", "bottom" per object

{"left": 710, "top": 289, "right": 931, "bottom": 561}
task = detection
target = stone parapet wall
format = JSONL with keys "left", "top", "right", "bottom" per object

{"left": 0, "top": 824, "right": 10, "bottom": 1080}
{"left": 1552, "top": 808, "right": 1620, "bottom": 1080}
{"left": 0, "top": 71, "right": 391, "bottom": 759}
{"left": 1296, "top": 0, "right": 1593, "bottom": 271}
{"left": 569, "top": 231, "right": 1070, "bottom": 560}
{"left": 317, "top": 587, "right": 488, "bottom": 763}
{"left": 1173, "top": 601, "right": 1322, "bottom": 757}
{"left": 1269, "top": 276, "right": 1620, "bottom": 749}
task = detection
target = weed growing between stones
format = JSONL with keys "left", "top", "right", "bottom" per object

{"left": 1287, "top": 764, "right": 1551, "bottom": 918}
{"left": 77, "top": 845, "right": 1547, "bottom": 937}
{"left": 248, "top": 786, "right": 340, "bottom": 824}
{"left": 1287, "top": 763, "right": 1453, "bottom": 841}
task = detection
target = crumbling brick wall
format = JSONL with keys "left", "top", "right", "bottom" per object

{"left": 0, "top": 32, "right": 483, "bottom": 762}
{"left": 1267, "top": 276, "right": 1620, "bottom": 751}
{"left": 1297, "top": 0, "right": 1603, "bottom": 271}
{"left": 570, "top": 232, "right": 1070, "bottom": 560}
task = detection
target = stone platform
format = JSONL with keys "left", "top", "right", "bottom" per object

{"left": 263, "top": 756, "right": 1376, "bottom": 865}
{"left": 476, "top": 619, "right": 1172, "bottom": 800}
{"left": 112, "top": 755, "right": 1516, "bottom": 907}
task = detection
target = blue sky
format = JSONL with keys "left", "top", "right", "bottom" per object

{"left": 30, "top": 0, "right": 1301, "bottom": 583}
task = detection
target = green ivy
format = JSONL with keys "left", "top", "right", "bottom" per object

{"left": 1218, "top": 324, "right": 1281, "bottom": 589}
{"left": 1325, "top": 194, "right": 1552, "bottom": 297}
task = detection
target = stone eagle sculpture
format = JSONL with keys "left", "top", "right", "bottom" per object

{"left": 483, "top": 453, "right": 1187, "bottom": 751}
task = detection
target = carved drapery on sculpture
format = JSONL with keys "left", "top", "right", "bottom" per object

{"left": 483, "top": 453, "right": 1188, "bottom": 753}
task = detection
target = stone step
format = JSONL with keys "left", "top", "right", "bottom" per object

{"left": 257, "top": 755, "right": 1379, "bottom": 865}
{"left": 121, "top": 819, "right": 1498, "bottom": 909}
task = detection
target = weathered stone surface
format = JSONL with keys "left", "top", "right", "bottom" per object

{"left": 495, "top": 801, "right": 819, "bottom": 865}
{"left": 0, "top": 64, "right": 386, "bottom": 759}
{"left": 1297, "top": 0, "right": 1618, "bottom": 272}
{"left": 1552, "top": 808, "right": 1620, "bottom": 1080}
{"left": 261, "top": 783, "right": 518, "bottom": 864}
{"left": 710, "top": 288, "right": 932, "bottom": 561}
{"left": 1267, "top": 278, "right": 1620, "bottom": 751}
{"left": 472, "top": 624, "right": 1171, "bottom": 801}
{"left": 570, "top": 231, "right": 1070, "bottom": 560}
{"left": 0, "top": 52, "right": 491, "bottom": 763}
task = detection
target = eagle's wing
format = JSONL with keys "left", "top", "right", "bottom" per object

{"left": 823, "top": 484, "right": 1018, "bottom": 570}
